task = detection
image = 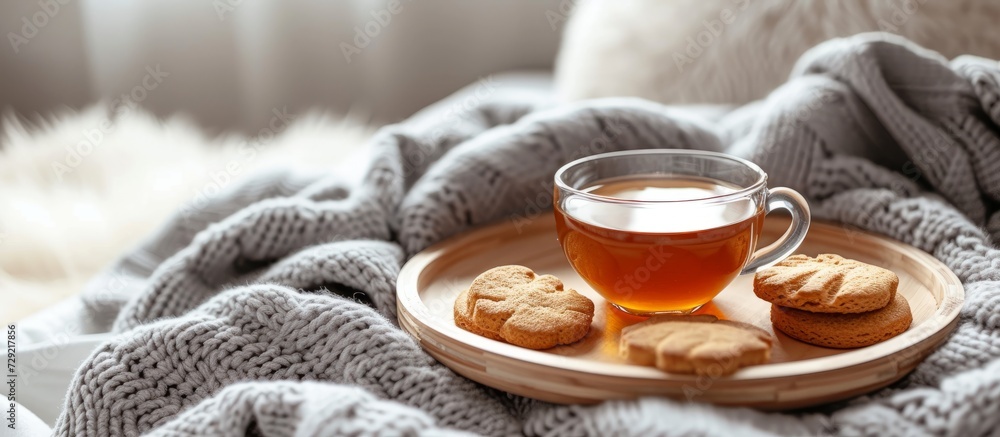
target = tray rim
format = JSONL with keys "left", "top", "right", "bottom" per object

{"left": 396, "top": 217, "right": 964, "bottom": 405}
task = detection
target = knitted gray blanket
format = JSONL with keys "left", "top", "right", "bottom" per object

{"left": 57, "top": 34, "right": 1000, "bottom": 436}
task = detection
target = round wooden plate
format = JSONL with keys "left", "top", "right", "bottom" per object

{"left": 396, "top": 216, "right": 963, "bottom": 409}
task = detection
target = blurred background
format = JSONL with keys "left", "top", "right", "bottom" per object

{"left": 2, "top": 0, "right": 998, "bottom": 323}
{"left": 0, "top": 0, "right": 568, "bottom": 321}
{"left": 1, "top": 0, "right": 564, "bottom": 133}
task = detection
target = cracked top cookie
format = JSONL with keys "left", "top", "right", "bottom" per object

{"left": 753, "top": 254, "right": 898, "bottom": 313}
{"left": 620, "top": 316, "right": 773, "bottom": 375}
{"left": 454, "top": 265, "right": 595, "bottom": 350}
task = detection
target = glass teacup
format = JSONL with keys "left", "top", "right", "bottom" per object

{"left": 553, "top": 149, "right": 810, "bottom": 315}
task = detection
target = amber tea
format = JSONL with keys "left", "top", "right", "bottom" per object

{"left": 554, "top": 150, "right": 809, "bottom": 315}
{"left": 554, "top": 176, "right": 766, "bottom": 314}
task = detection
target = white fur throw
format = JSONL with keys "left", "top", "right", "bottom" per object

{"left": 0, "top": 108, "right": 373, "bottom": 322}
{"left": 556, "top": 0, "right": 1000, "bottom": 104}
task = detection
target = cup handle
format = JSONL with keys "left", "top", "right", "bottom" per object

{"left": 740, "top": 187, "right": 811, "bottom": 275}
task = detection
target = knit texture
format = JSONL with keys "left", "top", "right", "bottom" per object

{"left": 57, "top": 34, "right": 1000, "bottom": 436}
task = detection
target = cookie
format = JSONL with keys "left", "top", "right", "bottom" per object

{"left": 770, "top": 292, "right": 913, "bottom": 349}
{"left": 619, "top": 314, "right": 720, "bottom": 366}
{"left": 453, "top": 265, "right": 595, "bottom": 350}
{"left": 620, "top": 316, "right": 772, "bottom": 375}
{"left": 453, "top": 289, "right": 503, "bottom": 342}
{"left": 754, "top": 254, "right": 898, "bottom": 313}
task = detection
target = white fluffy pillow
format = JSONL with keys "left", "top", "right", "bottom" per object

{"left": 555, "top": 0, "right": 1000, "bottom": 104}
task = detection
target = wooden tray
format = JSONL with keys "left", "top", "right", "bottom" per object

{"left": 396, "top": 216, "right": 963, "bottom": 409}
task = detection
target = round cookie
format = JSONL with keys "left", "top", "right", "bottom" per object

{"left": 770, "top": 293, "right": 913, "bottom": 349}
{"left": 620, "top": 317, "right": 772, "bottom": 375}
{"left": 619, "top": 314, "right": 720, "bottom": 366}
{"left": 453, "top": 289, "right": 503, "bottom": 342}
{"left": 453, "top": 265, "right": 595, "bottom": 350}
{"left": 754, "top": 254, "right": 898, "bottom": 313}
